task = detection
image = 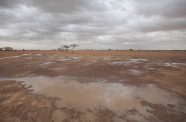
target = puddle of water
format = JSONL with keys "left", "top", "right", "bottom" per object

{"left": 0, "top": 55, "right": 20, "bottom": 59}
{"left": 0, "top": 53, "right": 32, "bottom": 60}
{"left": 111, "top": 58, "right": 149, "bottom": 66}
{"left": 164, "top": 62, "right": 186, "bottom": 67}
{"left": 61, "top": 57, "right": 81, "bottom": 62}
{"left": 0, "top": 76, "right": 185, "bottom": 122}
{"left": 50, "top": 56, "right": 81, "bottom": 62}
{"left": 128, "top": 69, "right": 145, "bottom": 76}
{"left": 129, "top": 59, "right": 149, "bottom": 62}
{"left": 21, "top": 53, "right": 32, "bottom": 56}
{"left": 39, "top": 62, "right": 56, "bottom": 66}
{"left": 144, "top": 65, "right": 155, "bottom": 70}
{"left": 34, "top": 54, "right": 42, "bottom": 56}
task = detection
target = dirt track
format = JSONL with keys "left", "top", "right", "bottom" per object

{"left": 0, "top": 50, "right": 186, "bottom": 122}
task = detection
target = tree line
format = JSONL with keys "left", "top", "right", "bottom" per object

{"left": 0, "top": 44, "right": 79, "bottom": 51}
{"left": 0, "top": 47, "right": 14, "bottom": 51}
{"left": 58, "top": 44, "right": 79, "bottom": 51}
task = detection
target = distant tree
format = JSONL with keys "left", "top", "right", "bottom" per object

{"left": 129, "top": 49, "right": 133, "bottom": 51}
{"left": 4, "top": 47, "right": 13, "bottom": 51}
{"left": 70, "top": 44, "right": 78, "bottom": 52}
{"left": 108, "top": 49, "right": 112, "bottom": 51}
{"left": 63, "top": 45, "right": 70, "bottom": 51}
{"left": 0, "top": 48, "right": 3, "bottom": 51}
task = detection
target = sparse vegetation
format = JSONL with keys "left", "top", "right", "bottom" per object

{"left": 70, "top": 44, "right": 79, "bottom": 53}
{"left": 70, "top": 44, "right": 78, "bottom": 50}
{"left": 0, "top": 47, "right": 14, "bottom": 51}
{"left": 58, "top": 44, "right": 79, "bottom": 52}
{"left": 0, "top": 50, "right": 186, "bottom": 122}
{"left": 63, "top": 45, "right": 70, "bottom": 51}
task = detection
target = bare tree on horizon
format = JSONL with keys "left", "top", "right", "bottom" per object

{"left": 70, "top": 44, "right": 79, "bottom": 52}
{"left": 63, "top": 45, "right": 70, "bottom": 51}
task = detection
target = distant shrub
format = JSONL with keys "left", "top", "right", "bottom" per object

{"left": 4, "top": 47, "right": 13, "bottom": 51}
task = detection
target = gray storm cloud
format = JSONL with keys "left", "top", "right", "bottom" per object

{"left": 0, "top": 0, "right": 186, "bottom": 50}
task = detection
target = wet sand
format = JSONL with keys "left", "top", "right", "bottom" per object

{"left": 0, "top": 50, "right": 186, "bottom": 122}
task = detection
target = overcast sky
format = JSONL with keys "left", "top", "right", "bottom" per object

{"left": 0, "top": 0, "right": 186, "bottom": 50}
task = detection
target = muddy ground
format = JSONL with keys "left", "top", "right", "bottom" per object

{"left": 0, "top": 50, "right": 186, "bottom": 122}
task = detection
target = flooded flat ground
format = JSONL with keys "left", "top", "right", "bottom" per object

{"left": 0, "top": 50, "right": 186, "bottom": 122}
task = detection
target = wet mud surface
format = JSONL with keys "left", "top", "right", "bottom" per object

{"left": 0, "top": 50, "right": 186, "bottom": 122}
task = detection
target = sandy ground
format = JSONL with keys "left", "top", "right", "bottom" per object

{"left": 0, "top": 50, "right": 186, "bottom": 122}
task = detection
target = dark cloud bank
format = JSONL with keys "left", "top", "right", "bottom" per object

{"left": 0, "top": 0, "right": 186, "bottom": 50}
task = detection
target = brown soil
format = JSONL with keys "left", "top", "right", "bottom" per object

{"left": 0, "top": 80, "right": 55, "bottom": 122}
{"left": 0, "top": 50, "right": 186, "bottom": 122}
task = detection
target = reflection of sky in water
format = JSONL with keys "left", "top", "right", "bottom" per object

{"left": 128, "top": 69, "right": 144, "bottom": 75}
{"left": 0, "top": 75, "right": 185, "bottom": 122}
{"left": 111, "top": 58, "right": 149, "bottom": 66}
